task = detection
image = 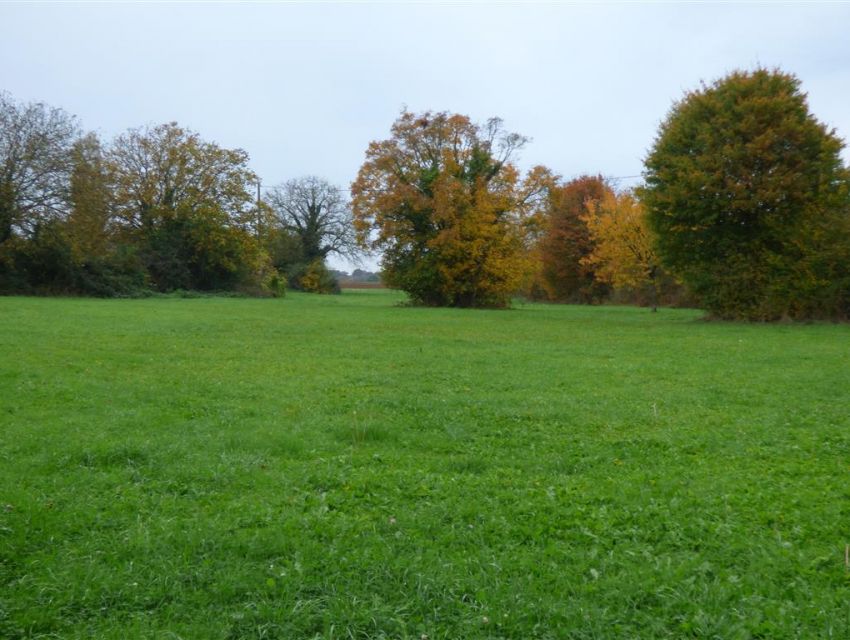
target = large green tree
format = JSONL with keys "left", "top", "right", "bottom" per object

{"left": 642, "top": 68, "right": 850, "bottom": 319}
{"left": 106, "top": 122, "right": 270, "bottom": 292}
{"left": 351, "top": 110, "right": 549, "bottom": 308}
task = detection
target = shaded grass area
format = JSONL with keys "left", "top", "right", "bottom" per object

{"left": 1, "top": 291, "right": 849, "bottom": 638}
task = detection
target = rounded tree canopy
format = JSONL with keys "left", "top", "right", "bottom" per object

{"left": 351, "top": 110, "right": 551, "bottom": 308}
{"left": 641, "top": 68, "right": 849, "bottom": 319}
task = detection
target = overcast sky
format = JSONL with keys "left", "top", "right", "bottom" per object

{"left": 2, "top": 1, "right": 848, "bottom": 271}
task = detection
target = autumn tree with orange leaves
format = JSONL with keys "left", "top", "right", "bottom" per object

{"left": 538, "top": 175, "right": 612, "bottom": 302}
{"left": 351, "top": 110, "right": 550, "bottom": 308}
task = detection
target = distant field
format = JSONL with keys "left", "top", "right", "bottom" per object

{"left": 1, "top": 291, "right": 849, "bottom": 639}
{"left": 337, "top": 281, "right": 386, "bottom": 289}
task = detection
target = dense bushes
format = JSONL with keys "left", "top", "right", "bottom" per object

{"left": 289, "top": 259, "right": 341, "bottom": 294}
{"left": 0, "top": 222, "right": 146, "bottom": 296}
{"left": 140, "top": 205, "right": 270, "bottom": 293}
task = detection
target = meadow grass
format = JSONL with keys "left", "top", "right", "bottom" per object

{"left": 1, "top": 290, "right": 849, "bottom": 639}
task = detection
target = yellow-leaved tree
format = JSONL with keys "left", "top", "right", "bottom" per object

{"left": 581, "top": 190, "right": 661, "bottom": 310}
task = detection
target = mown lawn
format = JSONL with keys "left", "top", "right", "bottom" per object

{"left": 1, "top": 290, "right": 849, "bottom": 639}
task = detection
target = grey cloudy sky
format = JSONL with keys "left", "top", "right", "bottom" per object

{"left": 2, "top": 1, "right": 848, "bottom": 270}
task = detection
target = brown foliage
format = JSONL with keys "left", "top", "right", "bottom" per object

{"left": 538, "top": 175, "right": 612, "bottom": 302}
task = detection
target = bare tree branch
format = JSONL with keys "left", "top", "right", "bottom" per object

{"left": 0, "top": 92, "right": 79, "bottom": 241}
{"left": 265, "top": 176, "right": 362, "bottom": 262}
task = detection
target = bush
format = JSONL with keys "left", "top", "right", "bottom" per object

{"left": 0, "top": 223, "right": 148, "bottom": 297}
{"left": 286, "top": 259, "right": 340, "bottom": 294}
{"left": 71, "top": 247, "right": 148, "bottom": 297}
{"left": 140, "top": 204, "right": 271, "bottom": 294}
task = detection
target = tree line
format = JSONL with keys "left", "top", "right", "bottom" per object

{"left": 350, "top": 68, "right": 850, "bottom": 319}
{"left": 2, "top": 67, "right": 849, "bottom": 319}
{"left": 0, "top": 100, "right": 359, "bottom": 297}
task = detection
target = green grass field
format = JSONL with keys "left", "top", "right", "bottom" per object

{"left": 1, "top": 290, "right": 849, "bottom": 639}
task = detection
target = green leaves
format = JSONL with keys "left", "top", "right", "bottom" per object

{"left": 643, "top": 68, "right": 850, "bottom": 319}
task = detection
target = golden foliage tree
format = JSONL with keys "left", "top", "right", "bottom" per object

{"left": 66, "top": 133, "right": 112, "bottom": 264}
{"left": 351, "top": 110, "right": 550, "bottom": 308}
{"left": 581, "top": 190, "right": 661, "bottom": 309}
